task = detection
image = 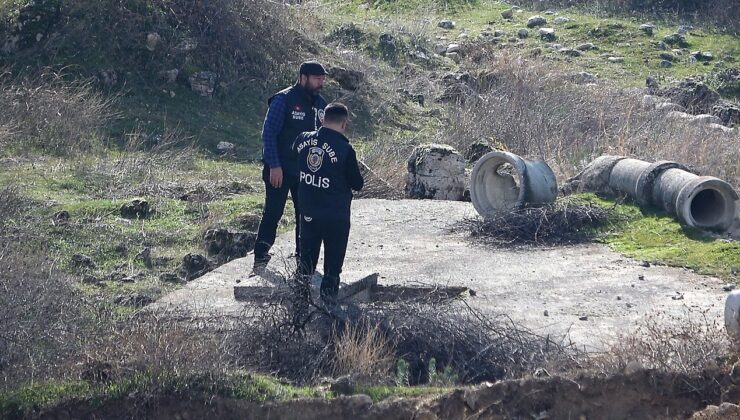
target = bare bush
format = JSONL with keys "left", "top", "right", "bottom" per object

{"left": 331, "top": 322, "right": 395, "bottom": 382}
{"left": 444, "top": 52, "right": 740, "bottom": 188}
{"left": 457, "top": 197, "right": 616, "bottom": 246}
{"left": 588, "top": 308, "right": 731, "bottom": 375}
{"left": 0, "top": 69, "right": 114, "bottom": 155}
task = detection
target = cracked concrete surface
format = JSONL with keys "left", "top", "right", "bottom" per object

{"left": 152, "top": 198, "right": 728, "bottom": 350}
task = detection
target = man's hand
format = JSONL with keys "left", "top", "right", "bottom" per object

{"left": 269, "top": 167, "right": 283, "bottom": 188}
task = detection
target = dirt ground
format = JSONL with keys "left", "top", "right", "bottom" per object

{"left": 152, "top": 198, "right": 728, "bottom": 350}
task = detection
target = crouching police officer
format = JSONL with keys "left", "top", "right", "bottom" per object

{"left": 293, "top": 102, "right": 364, "bottom": 303}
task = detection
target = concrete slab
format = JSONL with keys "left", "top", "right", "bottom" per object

{"left": 151, "top": 198, "right": 728, "bottom": 350}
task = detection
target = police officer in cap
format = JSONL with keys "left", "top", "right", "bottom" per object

{"left": 293, "top": 102, "right": 364, "bottom": 303}
{"left": 253, "top": 60, "right": 328, "bottom": 270}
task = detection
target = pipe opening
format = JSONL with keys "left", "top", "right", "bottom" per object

{"left": 478, "top": 159, "right": 521, "bottom": 213}
{"left": 689, "top": 188, "right": 728, "bottom": 227}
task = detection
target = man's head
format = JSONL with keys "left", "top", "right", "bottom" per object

{"left": 322, "top": 102, "right": 349, "bottom": 133}
{"left": 298, "top": 60, "right": 326, "bottom": 94}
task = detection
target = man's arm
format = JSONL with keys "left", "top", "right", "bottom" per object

{"left": 262, "top": 94, "right": 287, "bottom": 169}
{"left": 345, "top": 148, "right": 364, "bottom": 191}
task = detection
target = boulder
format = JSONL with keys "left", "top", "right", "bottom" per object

{"left": 189, "top": 71, "right": 217, "bottom": 97}
{"left": 217, "top": 141, "right": 236, "bottom": 156}
{"left": 181, "top": 253, "right": 211, "bottom": 281}
{"left": 712, "top": 100, "right": 740, "bottom": 127}
{"left": 527, "top": 16, "right": 547, "bottom": 28}
{"left": 660, "top": 60, "right": 673, "bottom": 68}
{"left": 97, "top": 69, "right": 118, "bottom": 88}
{"left": 607, "top": 56, "right": 624, "bottom": 63}
{"left": 539, "top": 28, "right": 556, "bottom": 42}
{"left": 464, "top": 141, "right": 493, "bottom": 163}
{"left": 639, "top": 23, "right": 654, "bottom": 36}
{"left": 378, "top": 33, "right": 397, "bottom": 61}
{"left": 71, "top": 254, "right": 95, "bottom": 269}
{"left": 663, "top": 79, "right": 720, "bottom": 114}
{"left": 517, "top": 28, "right": 529, "bottom": 38}
{"left": 438, "top": 20, "right": 455, "bottom": 30}
{"left": 203, "top": 228, "right": 256, "bottom": 264}
{"left": 159, "top": 69, "right": 179, "bottom": 84}
{"left": 655, "top": 102, "right": 686, "bottom": 113}
{"left": 691, "top": 51, "right": 713, "bottom": 61}
{"left": 553, "top": 17, "right": 570, "bottom": 24}
{"left": 663, "top": 33, "right": 689, "bottom": 48}
{"left": 113, "top": 293, "right": 154, "bottom": 308}
{"left": 501, "top": 9, "right": 514, "bottom": 19}
{"left": 576, "top": 43, "right": 596, "bottom": 51}
{"left": 571, "top": 72, "right": 597, "bottom": 84}
{"left": 145, "top": 32, "right": 161, "bottom": 51}
{"left": 328, "top": 66, "right": 365, "bottom": 91}
{"left": 120, "top": 199, "right": 152, "bottom": 219}
{"left": 405, "top": 144, "right": 466, "bottom": 201}
{"left": 446, "top": 43, "right": 460, "bottom": 54}
{"left": 691, "top": 114, "right": 722, "bottom": 125}
{"left": 559, "top": 48, "right": 581, "bottom": 57}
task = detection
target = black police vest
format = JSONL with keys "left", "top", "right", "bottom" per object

{"left": 294, "top": 128, "right": 353, "bottom": 221}
{"left": 268, "top": 84, "right": 325, "bottom": 177}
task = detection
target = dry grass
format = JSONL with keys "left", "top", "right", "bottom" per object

{"left": 331, "top": 322, "right": 395, "bottom": 382}
{"left": 0, "top": 69, "right": 114, "bottom": 156}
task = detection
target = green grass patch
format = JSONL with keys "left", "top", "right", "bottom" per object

{"left": 354, "top": 384, "right": 449, "bottom": 402}
{"left": 578, "top": 194, "right": 740, "bottom": 280}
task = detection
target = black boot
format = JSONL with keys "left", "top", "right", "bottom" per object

{"left": 320, "top": 275, "right": 339, "bottom": 306}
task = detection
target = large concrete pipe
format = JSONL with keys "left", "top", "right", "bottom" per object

{"left": 725, "top": 290, "right": 740, "bottom": 342}
{"left": 470, "top": 151, "right": 558, "bottom": 218}
{"left": 580, "top": 156, "right": 739, "bottom": 232}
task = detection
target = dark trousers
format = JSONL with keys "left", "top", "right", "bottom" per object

{"left": 254, "top": 167, "right": 300, "bottom": 260}
{"left": 297, "top": 216, "right": 351, "bottom": 291}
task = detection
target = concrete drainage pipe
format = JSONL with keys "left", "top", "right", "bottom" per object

{"left": 597, "top": 157, "right": 739, "bottom": 231}
{"left": 470, "top": 151, "right": 558, "bottom": 218}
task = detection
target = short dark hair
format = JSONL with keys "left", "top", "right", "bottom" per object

{"left": 323, "top": 102, "right": 349, "bottom": 124}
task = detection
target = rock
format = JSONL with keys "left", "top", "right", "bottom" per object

{"left": 494, "top": 30, "right": 507, "bottom": 37}
{"left": 189, "top": 71, "right": 217, "bottom": 97}
{"left": 181, "top": 253, "right": 211, "bottom": 281}
{"left": 639, "top": 23, "right": 654, "bottom": 36}
{"left": 82, "top": 274, "right": 100, "bottom": 284}
{"left": 326, "top": 23, "right": 365, "bottom": 45}
{"left": 203, "top": 228, "right": 256, "bottom": 264}
{"left": 405, "top": 144, "right": 466, "bottom": 201}
{"left": 378, "top": 33, "right": 397, "bottom": 61}
{"left": 724, "top": 284, "right": 737, "bottom": 292}
{"left": 731, "top": 361, "right": 740, "bottom": 384}
{"left": 501, "top": 9, "right": 514, "bottom": 19}
{"left": 692, "top": 114, "right": 722, "bottom": 125}
{"left": 607, "top": 56, "right": 624, "bottom": 63}
{"left": 135, "top": 247, "right": 153, "bottom": 268}
{"left": 691, "top": 51, "right": 713, "bottom": 61}
{"left": 330, "top": 375, "right": 356, "bottom": 395}
{"left": 579, "top": 316, "right": 588, "bottom": 321}
{"left": 553, "top": 17, "right": 570, "bottom": 24}
{"left": 113, "top": 293, "right": 154, "bottom": 307}
{"left": 434, "top": 43, "right": 448, "bottom": 54}
{"left": 517, "top": 28, "right": 529, "bottom": 39}
{"left": 690, "top": 402, "right": 740, "bottom": 419}
{"left": 457, "top": 33, "right": 468, "bottom": 40}
{"left": 660, "top": 60, "right": 673, "bottom": 68}
{"left": 655, "top": 102, "right": 686, "bottom": 113}
{"left": 446, "top": 52, "right": 461, "bottom": 63}
{"left": 712, "top": 100, "right": 740, "bottom": 127}
{"left": 159, "top": 272, "right": 182, "bottom": 283}
{"left": 216, "top": 141, "right": 236, "bottom": 156}
{"left": 663, "top": 79, "right": 720, "bottom": 114}
{"left": 120, "top": 199, "right": 151, "bottom": 219}
{"left": 576, "top": 43, "right": 596, "bottom": 51}
{"left": 539, "top": 28, "right": 556, "bottom": 42}
{"left": 176, "top": 38, "right": 198, "bottom": 51}
{"left": 159, "top": 69, "right": 179, "bottom": 84}
{"left": 559, "top": 48, "right": 581, "bottom": 57}
{"left": 527, "top": 16, "right": 547, "bottom": 28}
{"left": 52, "top": 210, "right": 70, "bottom": 225}
{"left": 464, "top": 141, "right": 493, "bottom": 163}
{"left": 71, "top": 254, "right": 95, "bottom": 269}
{"left": 571, "top": 72, "right": 597, "bottom": 84}
{"left": 328, "top": 66, "right": 365, "bottom": 91}
{"left": 438, "top": 19, "right": 455, "bottom": 30}
{"left": 659, "top": 52, "right": 675, "bottom": 61}
{"left": 145, "top": 32, "right": 161, "bottom": 51}
{"left": 677, "top": 25, "right": 692, "bottom": 35}
{"left": 446, "top": 43, "right": 460, "bottom": 54}
{"left": 533, "top": 368, "right": 550, "bottom": 378}
{"left": 543, "top": 310, "right": 549, "bottom": 316}
{"left": 705, "top": 123, "right": 734, "bottom": 133}
{"left": 663, "top": 33, "right": 689, "bottom": 48}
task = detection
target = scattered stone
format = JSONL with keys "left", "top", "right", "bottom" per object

{"left": 559, "top": 48, "right": 581, "bottom": 57}
{"left": 501, "top": 9, "right": 514, "bottom": 19}
{"left": 663, "top": 33, "right": 689, "bottom": 48}
{"left": 405, "top": 144, "right": 466, "bottom": 201}
{"left": 660, "top": 60, "right": 673, "bottom": 68}
{"left": 539, "top": 28, "right": 556, "bottom": 42}
{"left": 553, "top": 17, "right": 570, "bottom": 24}
{"left": 544, "top": 10, "right": 556, "bottom": 15}
{"left": 692, "top": 114, "right": 722, "bottom": 125}
{"left": 113, "top": 293, "right": 154, "bottom": 307}
{"left": 159, "top": 272, "right": 182, "bottom": 283}
{"left": 543, "top": 310, "right": 549, "bottom": 316}
{"left": 663, "top": 78, "right": 720, "bottom": 114}
{"left": 655, "top": 102, "right": 686, "bottom": 113}
{"left": 659, "top": 52, "right": 674, "bottom": 61}
{"left": 97, "top": 69, "right": 118, "bottom": 88}
{"left": 446, "top": 43, "right": 460, "bottom": 54}
{"left": 145, "top": 32, "right": 161, "bottom": 51}
{"left": 640, "top": 260, "right": 651, "bottom": 267}
{"left": 724, "top": 284, "right": 737, "bottom": 292}
{"left": 654, "top": 41, "right": 667, "bottom": 50}
{"left": 579, "top": 316, "right": 588, "bottom": 321}
{"left": 330, "top": 376, "right": 356, "bottom": 396}
{"left": 378, "top": 33, "right": 397, "bottom": 60}
{"left": 438, "top": 19, "right": 455, "bottom": 30}
{"left": 71, "top": 254, "right": 95, "bottom": 269}
{"left": 712, "top": 100, "right": 740, "bottom": 127}
{"left": 677, "top": 25, "right": 692, "bottom": 35}
{"left": 517, "top": 28, "right": 529, "bottom": 39}
{"left": 181, "top": 253, "right": 211, "bottom": 281}
{"left": 135, "top": 247, "right": 153, "bottom": 268}
{"left": 82, "top": 274, "right": 100, "bottom": 284}
{"left": 446, "top": 52, "right": 461, "bottom": 63}
{"left": 189, "top": 71, "right": 217, "bottom": 97}
{"left": 158, "top": 69, "right": 179, "bottom": 84}
{"left": 608, "top": 56, "right": 624, "bottom": 63}
{"left": 494, "top": 30, "right": 507, "bottom": 37}
{"left": 457, "top": 32, "right": 469, "bottom": 40}
{"left": 176, "top": 38, "right": 198, "bottom": 51}
{"left": 527, "top": 16, "right": 547, "bottom": 28}
{"left": 731, "top": 361, "right": 740, "bottom": 384}
{"left": 533, "top": 368, "right": 550, "bottom": 378}
{"left": 203, "top": 228, "right": 256, "bottom": 264}
{"left": 639, "top": 23, "right": 654, "bottom": 36}
{"left": 216, "top": 141, "right": 236, "bottom": 156}
{"left": 616, "top": 295, "right": 622, "bottom": 300}
{"left": 691, "top": 51, "right": 713, "bottom": 61}
{"left": 52, "top": 210, "right": 70, "bottom": 225}
{"left": 638, "top": 274, "right": 645, "bottom": 280}
{"left": 328, "top": 66, "right": 365, "bottom": 91}
{"left": 576, "top": 43, "right": 596, "bottom": 51}
{"left": 120, "top": 199, "right": 151, "bottom": 219}
{"left": 672, "top": 292, "right": 685, "bottom": 300}
{"left": 571, "top": 71, "right": 597, "bottom": 84}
